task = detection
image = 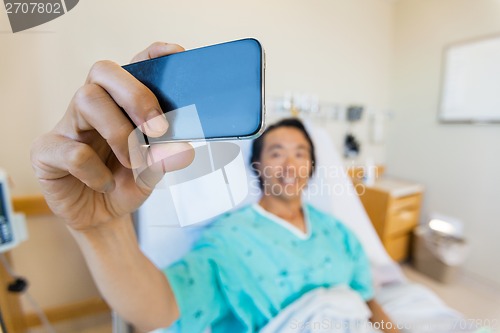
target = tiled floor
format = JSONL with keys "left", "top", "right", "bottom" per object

{"left": 27, "top": 265, "right": 500, "bottom": 333}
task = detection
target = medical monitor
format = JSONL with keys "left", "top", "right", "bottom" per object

{"left": 0, "top": 170, "right": 16, "bottom": 253}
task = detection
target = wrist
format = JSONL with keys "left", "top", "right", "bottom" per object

{"left": 69, "top": 214, "right": 135, "bottom": 244}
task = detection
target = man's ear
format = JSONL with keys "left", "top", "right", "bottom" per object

{"left": 250, "top": 161, "right": 261, "bottom": 173}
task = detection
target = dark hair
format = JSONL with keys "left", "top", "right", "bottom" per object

{"left": 250, "top": 118, "right": 316, "bottom": 189}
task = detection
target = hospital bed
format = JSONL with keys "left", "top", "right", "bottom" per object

{"left": 115, "top": 122, "right": 477, "bottom": 333}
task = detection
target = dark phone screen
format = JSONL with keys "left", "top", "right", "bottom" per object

{"left": 123, "top": 38, "right": 263, "bottom": 141}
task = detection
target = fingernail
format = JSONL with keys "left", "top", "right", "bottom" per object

{"left": 145, "top": 111, "right": 169, "bottom": 137}
{"left": 162, "top": 43, "right": 182, "bottom": 53}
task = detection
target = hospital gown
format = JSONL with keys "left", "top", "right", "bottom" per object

{"left": 163, "top": 203, "right": 374, "bottom": 333}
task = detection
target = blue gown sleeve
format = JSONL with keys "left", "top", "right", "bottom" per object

{"left": 162, "top": 236, "right": 230, "bottom": 333}
{"left": 345, "top": 229, "right": 375, "bottom": 301}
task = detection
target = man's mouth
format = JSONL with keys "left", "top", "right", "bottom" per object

{"left": 280, "top": 177, "right": 297, "bottom": 185}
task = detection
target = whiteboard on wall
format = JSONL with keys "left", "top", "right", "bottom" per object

{"left": 439, "top": 34, "right": 500, "bottom": 123}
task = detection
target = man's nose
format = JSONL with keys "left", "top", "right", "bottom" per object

{"left": 283, "top": 156, "right": 298, "bottom": 172}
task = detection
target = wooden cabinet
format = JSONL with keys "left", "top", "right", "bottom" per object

{"left": 354, "top": 178, "right": 424, "bottom": 262}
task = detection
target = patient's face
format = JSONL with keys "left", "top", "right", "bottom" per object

{"left": 257, "top": 127, "right": 312, "bottom": 201}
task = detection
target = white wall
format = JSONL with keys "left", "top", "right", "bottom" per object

{"left": 389, "top": 0, "right": 500, "bottom": 286}
{"left": 0, "top": 0, "right": 394, "bottom": 310}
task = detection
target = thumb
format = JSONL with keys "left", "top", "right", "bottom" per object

{"left": 133, "top": 142, "right": 195, "bottom": 190}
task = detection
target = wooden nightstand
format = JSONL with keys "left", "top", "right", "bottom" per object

{"left": 354, "top": 177, "right": 424, "bottom": 262}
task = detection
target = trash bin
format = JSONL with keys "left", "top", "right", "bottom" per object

{"left": 412, "top": 223, "right": 469, "bottom": 283}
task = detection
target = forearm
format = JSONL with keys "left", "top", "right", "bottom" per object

{"left": 367, "top": 299, "right": 400, "bottom": 333}
{"left": 69, "top": 215, "right": 179, "bottom": 332}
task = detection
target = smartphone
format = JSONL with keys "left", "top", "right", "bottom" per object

{"left": 123, "top": 38, "right": 265, "bottom": 143}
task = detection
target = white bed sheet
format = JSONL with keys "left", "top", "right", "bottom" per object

{"left": 376, "top": 282, "right": 476, "bottom": 333}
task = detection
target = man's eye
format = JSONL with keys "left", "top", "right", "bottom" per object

{"left": 296, "top": 152, "right": 307, "bottom": 159}
{"left": 271, "top": 152, "right": 282, "bottom": 158}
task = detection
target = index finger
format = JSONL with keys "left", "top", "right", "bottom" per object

{"left": 82, "top": 43, "right": 185, "bottom": 138}
{"left": 83, "top": 60, "right": 168, "bottom": 138}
